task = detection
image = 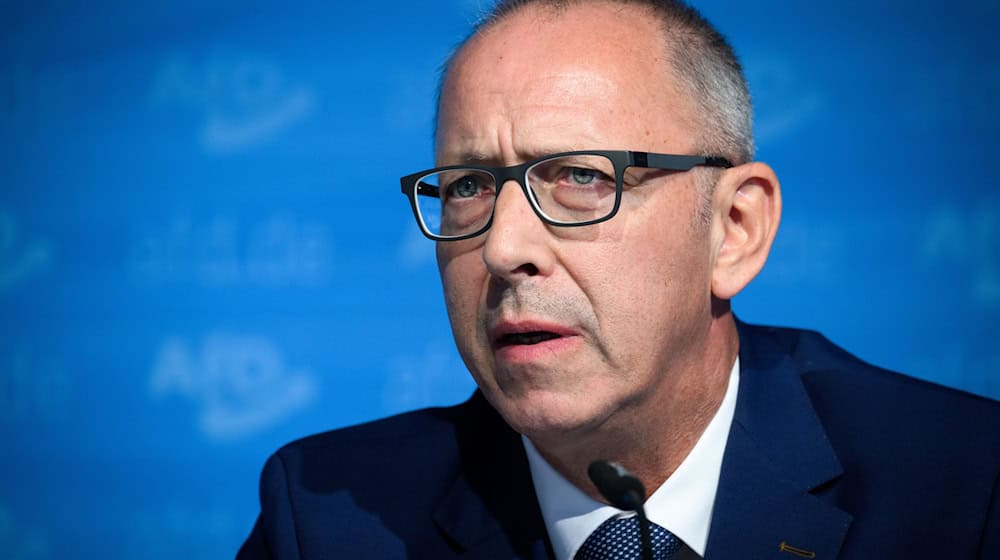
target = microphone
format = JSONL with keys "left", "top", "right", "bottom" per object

{"left": 587, "top": 460, "right": 646, "bottom": 510}
{"left": 588, "top": 460, "right": 653, "bottom": 560}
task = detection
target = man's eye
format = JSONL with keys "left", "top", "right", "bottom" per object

{"left": 563, "top": 167, "right": 612, "bottom": 186}
{"left": 447, "top": 176, "right": 483, "bottom": 198}
{"left": 570, "top": 167, "right": 597, "bottom": 185}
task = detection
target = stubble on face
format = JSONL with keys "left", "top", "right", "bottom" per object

{"left": 434, "top": 2, "right": 725, "bottom": 455}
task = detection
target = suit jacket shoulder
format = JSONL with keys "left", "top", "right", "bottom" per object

{"left": 237, "top": 393, "right": 552, "bottom": 559}
{"left": 707, "top": 322, "right": 1000, "bottom": 559}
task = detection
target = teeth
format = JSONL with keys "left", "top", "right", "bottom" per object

{"left": 503, "top": 331, "right": 559, "bottom": 345}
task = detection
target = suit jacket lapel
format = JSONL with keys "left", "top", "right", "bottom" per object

{"left": 432, "top": 393, "right": 553, "bottom": 559}
{"left": 706, "top": 323, "right": 853, "bottom": 559}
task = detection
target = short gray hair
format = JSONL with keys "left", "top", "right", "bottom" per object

{"left": 439, "top": 0, "right": 754, "bottom": 165}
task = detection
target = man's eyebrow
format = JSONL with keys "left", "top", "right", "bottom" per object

{"left": 437, "top": 150, "right": 496, "bottom": 166}
{"left": 458, "top": 152, "right": 496, "bottom": 164}
{"left": 441, "top": 146, "right": 591, "bottom": 166}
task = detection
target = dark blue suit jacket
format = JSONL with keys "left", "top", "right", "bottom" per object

{"left": 237, "top": 323, "right": 1000, "bottom": 558}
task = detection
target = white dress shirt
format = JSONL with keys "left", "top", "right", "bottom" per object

{"left": 523, "top": 358, "right": 740, "bottom": 559}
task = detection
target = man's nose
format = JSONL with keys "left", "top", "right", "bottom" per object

{"left": 481, "top": 180, "right": 554, "bottom": 281}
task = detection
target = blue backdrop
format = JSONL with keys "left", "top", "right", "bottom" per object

{"left": 2, "top": 1, "right": 998, "bottom": 558}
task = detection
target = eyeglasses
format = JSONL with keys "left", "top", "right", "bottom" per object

{"left": 400, "top": 150, "right": 732, "bottom": 241}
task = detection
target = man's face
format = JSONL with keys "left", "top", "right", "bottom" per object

{"left": 435, "top": 3, "right": 720, "bottom": 444}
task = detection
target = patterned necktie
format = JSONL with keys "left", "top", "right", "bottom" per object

{"left": 575, "top": 515, "right": 682, "bottom": 560}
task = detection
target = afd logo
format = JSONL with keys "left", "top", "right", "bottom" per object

{"left": 132, "top": 213, "right": 333, "bottom": 287}
{"left": 383, "top": 341, "right": 473, "bottom": 415}
{"left": 923, "top": 199, "right": 1000, "bottom": 308}
{"left": 151, "top": 50, "right": 315, "bottom": 155}
{"left": 150, "top": 332, "right": 317, "bottom": 440}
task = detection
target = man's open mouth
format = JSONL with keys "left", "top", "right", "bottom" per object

{"left": 495, "top": 331, "right": 562, "bottom": 347}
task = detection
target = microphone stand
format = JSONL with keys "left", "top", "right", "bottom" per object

{"left": 636, "top": 505, "right": 653, "bottom": 560}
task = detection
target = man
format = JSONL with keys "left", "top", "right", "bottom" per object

{"left": 238, "top": 1, "right": 1000, "bottom": 558}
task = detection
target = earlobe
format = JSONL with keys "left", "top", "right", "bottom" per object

{"left": 710, "top": 162, "right": 782, "bottom": 300}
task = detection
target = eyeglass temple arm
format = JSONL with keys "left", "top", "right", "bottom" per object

{"left": 639, "top": 152, "right": 733, "bottom": 170}
{"left": 416, "top": 181, "right": 440, "bottom": 197}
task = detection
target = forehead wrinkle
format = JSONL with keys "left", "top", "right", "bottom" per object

{"left": 507, "top": 119, "right": 607, "bottom": 161}
{"left": 437, "top": 2, "right": 702, "bottom": 167}
{"left": 438, "top": 98, "right": 607, "bottom": 166}
{"left": 488, "top": 73, "right": 618, "bottom": 162}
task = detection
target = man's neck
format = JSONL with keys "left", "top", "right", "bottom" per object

{"left": 529, "top": 313, "right": 739, "bottom": 502}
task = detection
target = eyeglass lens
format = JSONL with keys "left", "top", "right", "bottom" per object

{"left": 414, "top": 154, "right": 618, "bottom": 238}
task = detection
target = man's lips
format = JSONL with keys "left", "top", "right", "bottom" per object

{"left": 489, "top": 320, "right": 578, "bottom": 350}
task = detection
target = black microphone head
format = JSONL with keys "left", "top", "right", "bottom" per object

{"left": 587, "top": 460, "right": 646, "bottom": 511}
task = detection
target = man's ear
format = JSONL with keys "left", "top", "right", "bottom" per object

{"left": 710, "top": 162, "right": 782, "bottom": 300}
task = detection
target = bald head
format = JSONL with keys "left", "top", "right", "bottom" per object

{"left": 438, "top": 2, "right": 702, "bottom": 167}
{"left": 438, "top": 0, "right": 753, "bottom": 165}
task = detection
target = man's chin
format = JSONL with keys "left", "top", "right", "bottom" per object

{"left": 484, "top": 388, "right": 608, "bottom": 445}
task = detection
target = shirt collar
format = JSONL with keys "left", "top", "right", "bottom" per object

{"left": 523, "top": 358, "right": 740, "bottom": 559}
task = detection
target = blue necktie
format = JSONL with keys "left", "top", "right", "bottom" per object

{"left": 575, "top": 515, "right": 682, "bottom": 560}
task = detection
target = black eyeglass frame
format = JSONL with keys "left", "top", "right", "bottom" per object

{"left": 400, "top": 149, "right": 733, "bottom": 242}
